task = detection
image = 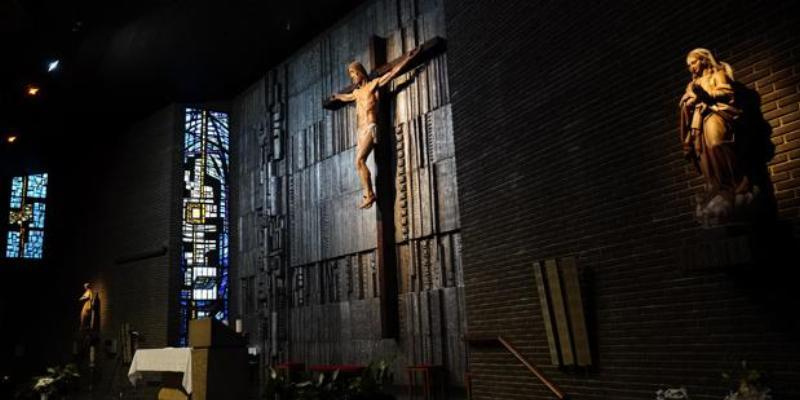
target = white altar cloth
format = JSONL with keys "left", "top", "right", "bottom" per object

{"left": 128, "top": 347, "right": 193, "bottom": 394}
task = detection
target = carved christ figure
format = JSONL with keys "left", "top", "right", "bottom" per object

{"left": 329, "top": 47, "right": 421, "bottom": 209}
{"left": 679, "top": 48, "right": 751, "bottom": 222}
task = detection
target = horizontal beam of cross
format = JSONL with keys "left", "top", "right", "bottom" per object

{"left": 322, "top": 36, "right": 447, "bottom": 110}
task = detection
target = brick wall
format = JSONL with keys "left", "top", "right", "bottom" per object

{"left": 96, "top": 106, "right": 182, "bottom": 347}
{"left": 87, "top": 105, "right": 182, "bottom": 368}
{"left": 445, "top": 0, "right": 800, "bottom": 399}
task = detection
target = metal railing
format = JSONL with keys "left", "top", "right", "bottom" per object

{"left": 465, "top": 335, "right": 566, "bottom": 400}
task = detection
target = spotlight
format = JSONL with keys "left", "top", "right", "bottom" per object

{"left": 47, "top": 60, "right": 60, "bottom": 72}
{"left": 6, "top": 136, "right": 17, "bottom": 143}
{"left": 25, "top": 85, "right": 40, "bottom": 96}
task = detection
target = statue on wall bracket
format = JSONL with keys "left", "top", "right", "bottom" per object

{"left": 679, "top": 48, "right": 773, "bottom": 227}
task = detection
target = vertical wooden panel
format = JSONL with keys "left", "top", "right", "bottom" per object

{"left": 560, "top": 257, "right": 591, "bottom": 367}
{"left": 544, "top": 258, "right": 574, "bottom": 366}
{"left": 533, "top": 261, "right": 559, "bottom": 366}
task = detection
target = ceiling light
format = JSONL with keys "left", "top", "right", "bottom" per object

{"left": 47, "top": 60, "right": 60, "bottom": 72}
{"left": 25, "top": 85, "right": 40, "bottom": 96}
{"left": 6, "top": 136, "right": 17, "bottom": 143}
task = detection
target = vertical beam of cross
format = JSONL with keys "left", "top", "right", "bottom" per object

{"left": 370, "top": 35, "right": 400, "bottom": 338}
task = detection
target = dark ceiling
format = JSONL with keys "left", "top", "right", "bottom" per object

{"left": 0, "top": 0, "right": 363, "bottom": 148}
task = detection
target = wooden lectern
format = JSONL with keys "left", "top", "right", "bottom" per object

{"left": 189, "top": 319, "right": 248, "bottom": 400}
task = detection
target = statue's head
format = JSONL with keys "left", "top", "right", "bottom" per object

{"left": 84, "top": 282, "right": 91, "bottom": 290}
{"left": 687, "top": 48, "right": 733, "bottom": 79}
{"left": 348, "top": 61, "right": 368, "bottom": 85}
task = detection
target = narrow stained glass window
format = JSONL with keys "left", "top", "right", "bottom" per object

{"left": 5, "top": 173, "right": 48, "bottom": 259}
{"left": 179, "top": 108, "right": 230, "bottom": 345}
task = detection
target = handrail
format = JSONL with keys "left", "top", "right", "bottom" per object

{"left": 464, "top": 335, "right": 566, "bottom": 399}
{"left": 496, "top": 336, "right": 566, "bottom": 399}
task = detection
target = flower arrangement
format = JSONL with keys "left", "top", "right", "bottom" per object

{"left": 15, "top": 364, "right": 79, "bottom": 400}
{"left": 656, "top": 387, "right": 690, "bottom": 400}
{"left": 722, "top": 361, "right": 772, "bottom": 400}
{"left": 264, "top": 357, "right": 396, "bottom": 400}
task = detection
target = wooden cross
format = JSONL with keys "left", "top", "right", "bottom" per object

{"left": 323, "top": 36, "right": 445, "bottom": 338}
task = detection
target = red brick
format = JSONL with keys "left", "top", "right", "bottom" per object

{"left": 774, "top": 75, "right": 800, "bottom": 90}
{"left": 769, "top": 153, "right": 788, "bottom": 164}
{"left": 755, "top": 67, "right": 795, "bottom": 88}
{"left": 762, "top": 87, "right": 796, "bottom": 104}
{"left": 773, "top": 159, "right": 800, "bottom": 174}
{"left": 761, "top": 100, "right": 778, "bottom": 113}
{"left": 744, "top": 68, "right": 771, "bottom": 86}
{"left": 775, "top": 177, "right": 800, "bottom": 191}
{"left": 774, "top": 120, "right": 800, "bottom": 136}
{"left": 782, "top": 110, "right": 800, "bottom": 125}
{"left": 775, "top": 190, "right": 796, "bottom": 201}
{"left": 771, "top": 171, "right": 790, "bottom": 183}
{"left": 776, "top": 139, "right": 800, "bottom": 153}
{"left": 764, "top": 104, "right": 798, "bottom": 121}
{"left": 778, "top": 93, "right": 800, "bottom": 107}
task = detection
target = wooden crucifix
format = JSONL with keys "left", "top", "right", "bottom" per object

{"left": 323, "top": 36, "right": 445, "bottom": 338}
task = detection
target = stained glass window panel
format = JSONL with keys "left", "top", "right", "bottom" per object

{"left": 31, "top": 203, "right": 46, "bottom": 229}
{"left": 6, "top": 232, "right": 20, "bottom": 258}
{"left": 5, "top": 173, "right": 48, "bottom": 260}
{"left": 26, "top": 173, "right": 48, "bottom": 198}
{"left": 23, "top": 231, "right": 44, "bottom": 259}
{"left": 179, "top": 108, "right": 230, "bottom": 345}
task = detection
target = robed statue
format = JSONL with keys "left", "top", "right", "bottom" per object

{"left": 79, "top": 282, "right": 97, "bottom": 331}
{"left": 680, "top": 48, "right": 760, "bottom": 225}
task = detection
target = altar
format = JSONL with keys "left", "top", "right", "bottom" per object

{"left": 126, "top": 319, "right": 247, "bottom": 400}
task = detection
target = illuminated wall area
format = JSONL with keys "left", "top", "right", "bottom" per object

{"left": 5, "top": 173, "right": 48, "bottom": 259}
{"left": 179, "top": 108, "right": 230, "bottom": 345}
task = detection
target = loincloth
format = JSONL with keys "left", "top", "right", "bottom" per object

{"left": 358, "top": 123, "right": 378, "bottom": 145}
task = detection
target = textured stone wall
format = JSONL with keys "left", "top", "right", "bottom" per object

{"left": 231, "top": 0, "right": 465, "bottom": 387}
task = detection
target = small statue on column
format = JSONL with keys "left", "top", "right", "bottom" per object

{"left": 79, "top": 282, "right": 96, "bottom": 331}
{"left": 78, "top": 282, "right": 100, "bottom": 388}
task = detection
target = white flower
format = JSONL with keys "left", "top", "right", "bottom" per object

{"left": 656, "top": 387, "right": 689, "bottom": 400}
{"left": 724, "top": 389, "right": 772, "bottom": 400}
{"left": 33, "top": 377, "right": 54, "bottom": 391}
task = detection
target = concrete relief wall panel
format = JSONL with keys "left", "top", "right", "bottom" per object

{"left": 231, "top": 0, "right": 462, "bottom": 385}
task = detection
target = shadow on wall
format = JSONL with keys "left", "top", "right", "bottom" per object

{"left": 734, "top": 80, "right": 799, "bottom": 335}
{"left": 732, "top": 81, "right": 777, "bottom": 223}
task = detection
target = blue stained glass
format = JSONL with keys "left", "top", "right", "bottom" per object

{"left": 5, "top": 173, "right": 48, "bottom": 260}
{"left": 6, "top": 232, "right": 20, "bottom": 258}
{"left": 26, "top": 173, "right": 48, "bottom": 198}
{"left": 9, "top": 177, "right": 23, "bottom": 208}
{"left": 179, "top": 108, "right": 230, "bottom": 344}
{"left": 31, "top": 203, "right": 46, "bottom": 229}
{"left": 23, "top": 231, "right": 44, "bottom": 258}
